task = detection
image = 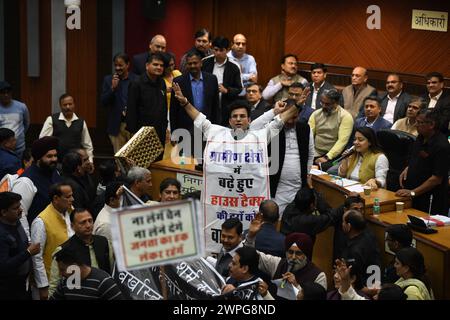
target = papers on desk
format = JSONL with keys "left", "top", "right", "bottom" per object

{"left": 345, "top": 184, "right": 365, "bottom": 193}
{"left": 272, "top": 279, "right": 300, "bottom": 300}
{"left": 310, "top": 168, "right": 327, "bottom": 176}
{"left": 420, "top": 215, "right": 450, "bottom": 227}
{"left": 338, "top": 178, "right": 360, "bottom": 187}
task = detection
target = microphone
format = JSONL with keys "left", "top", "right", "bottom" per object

{"left": 280, "top": 261, "right": 295, "bottom": 288}
{"left": 332, "top": 146, "right": 355, "bottom": 165}
{"left": 427, "top": 194, "right": 433, "bottom": 228}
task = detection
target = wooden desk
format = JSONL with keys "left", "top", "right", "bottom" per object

{"left": 367, "top": 209, "right": 450, "bottom": 299}
{"left": 312, "top": 174, "right": 411, "bottom": 214}
{"left": 150, "top": 159, "right": 202, "bottom": 201}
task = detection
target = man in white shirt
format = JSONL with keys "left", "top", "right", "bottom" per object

{"left": 39, "top": 94, "right": 94, "bottom": 162}
{"left": 378, "top": 73, "right": 411, "bottom": 123}
{"left": 31, "top": 182, "right": 74, "bottom": 300}
{"left": 94, "top": 182, "right": 122, "bottom": 244}
{"left": 422, "top": 72, "right": 450, "bottom": 135}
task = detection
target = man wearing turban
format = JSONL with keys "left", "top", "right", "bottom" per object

{"left": 11, "top": 136, "right": 62, "bottom": 238}
{"left": 246, "top": 223, "right": 327, "bottom": 298}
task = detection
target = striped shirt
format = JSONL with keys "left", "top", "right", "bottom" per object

{"left": 50, "top": 267, "right": 123, "bottom": 300}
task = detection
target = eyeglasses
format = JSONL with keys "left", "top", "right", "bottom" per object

{"left": 288, "top": 92, "right": 301, "bottom": 97}
{"left": 287, "top": 249, "right": 304, "bottom": 256}
{"left": 319, "top": 101, "right": 333, "bottom": 107}
{"left": 247, "top": 89, "right": 259, "bottom": 94}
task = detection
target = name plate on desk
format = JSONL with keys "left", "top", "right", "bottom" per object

{"left": 177, "top": 173, "right": 203, "bottom": 195}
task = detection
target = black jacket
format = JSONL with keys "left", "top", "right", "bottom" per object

{"left": 250, "top": 100, "right": 272, "bottom": 121}
{"left": 201, "top": 56, "right": 243, "bottom": 125}
{"left": 304, "top": 81, "right": 336, "bottom": 110}
{"left": 379, "top": 91, "right": 412, "bottom": 123}
{"left": 126, "top": 73, "right": 168, "bottom": 146}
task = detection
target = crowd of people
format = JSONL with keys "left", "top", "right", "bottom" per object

{"left": 0, "top": 28, "right": 449, "bottom": 300}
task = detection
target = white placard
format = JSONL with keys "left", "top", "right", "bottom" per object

{"left": 111, "top": 199, "right": 204, "bottom": 271}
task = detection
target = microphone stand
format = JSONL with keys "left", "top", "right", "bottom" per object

{"left": 426, "top": 194, "right": 433, "bottom": 228}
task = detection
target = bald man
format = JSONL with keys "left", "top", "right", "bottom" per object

{"left": 227, "top": 34, "right": 258, "bottom": 93}
{"left": 132, "top": 34, "right": 167, "bottom": 75}
{"left": 340, "top": 66, "right": 377, "bottom": 119}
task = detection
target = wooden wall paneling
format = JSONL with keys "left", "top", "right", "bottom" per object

{"left": 66, "top": 0, "right": 97, "bottom": 128}
{"left": 285, "top": 0, "right": 450, "bottom": 77}
{"left": 214, "top": 0, "right": 287, "bottom": 87}
{"left": 95, "top": 0, "right": 114, "bottom": 156}
{"left": 193, "top": 0, "right": 215, "bottom": 36}
{"left": 19, "top": 0, "right": 52, "bottom": 126}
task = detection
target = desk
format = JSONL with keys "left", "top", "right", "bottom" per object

{"left": 312, "top": 174, "right": 411, "bottom": 214}
{"left": 312, "top": 174, "right": 449, "bottom": 299}
{"left": 150, "top": 159, "right": 202, "bottom": 201}
{"left": 367, "top": 209, "right": 450, "bottom": 299}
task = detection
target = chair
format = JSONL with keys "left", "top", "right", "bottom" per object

{"left": 376, "top": 129, "right": 416, "bottom": 192}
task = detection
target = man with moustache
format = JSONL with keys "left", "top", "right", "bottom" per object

{"left": 263, "top": 54, "right": 308, "bottom": 103}
{"left": 12, "top": 137, "right": 62, "bottom": 238}
{"left": 341, "top": 66, "right": 377, "bottom": 119}
{"left": 31, "top": 182, "right": 75, "bottom": 300}
{"left": 355, "top": 96, "right": 392, "bottom": 132}
{"left": 39, "top": 94, "right": 94, "bottom": 162}
{"left": 422, "top": 72, "right": 450, "bottom": 135}
{"left": 180, "top": 29, "right": 213, "bottom": 74}
{"left": 127, "top": 52, "right": 168, "bottom": 147}
{"left": 0, "top": 192, "right": 40, "bottom": 300}
{"left": 245, "top": 84, "right": 272, "bottom": 121}
{"left": 308, "top": 90, "right": 354, "bottom": 166}
{"left": 377, "top": 73, "right": 411, "bottom": 123}
{"left": 227, "top": 34, "right": 258, "bottom": 91}
{"left": 245, "top": 227, "right": 327, "bottom": 294}
{"left": 101, "top": 53, "right": 138, "bottom": 153}
{"left": 170, "top": 50, "right": 219, "bottom": 158}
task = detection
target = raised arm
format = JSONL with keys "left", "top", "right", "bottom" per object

{"left": 172, "top": 82, "right": 200, "bottom": 121}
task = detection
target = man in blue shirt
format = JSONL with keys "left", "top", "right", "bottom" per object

{"left": 227, "top": 34, "right": 258, "bottom": 95}
{"left": 170, "top": 50, "right": 220, "bottom": 159}
{"left": 355, "top": 96, "right": 392, "bottom": 132}
{"left": 0, "top": 81, "right": 30, "bottom": 159}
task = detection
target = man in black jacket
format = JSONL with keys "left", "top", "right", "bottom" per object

{"left": 127, "top": 52, "right": 168, "bottom": 147}
{"left": 170, "top": 50, "right": 219, "bottom": 158}
{"left": 281, "top": 187, "right": 336, "bottom": 242}
{"left": 202, "top": 36, "right": 243, "bottom": 126}
{"left": 378, "top": 73, "right": 411, "bottom": 123}
{"left": 422, "top": 72, "right": 450, "bottom": 135}
{"left": 0, "top": 192, "right": 40, "bottom": 300}
{"left": 304, "top": 63, "right": 335, "bottom": 111}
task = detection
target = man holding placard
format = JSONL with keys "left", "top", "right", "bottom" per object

{"left": 172, "top": 83, "right": 299, "bottom": 253}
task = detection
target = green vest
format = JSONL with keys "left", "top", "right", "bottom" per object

{"left": 346, "top": 151, "right": 381, "bottom": 184}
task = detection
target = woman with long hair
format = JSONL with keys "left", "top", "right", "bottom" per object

{"left": 338, "top": 126, "right": 388, "bottom": 190}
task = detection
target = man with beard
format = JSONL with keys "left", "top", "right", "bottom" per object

{"left": 245, "top": 227, "right": 327, "bottom": 297}
{"left": 39, "top": 94, "right": 94, "bottom": 162}
{"left": 179, "top": 29, "right": 213, "bottom": 74}
{"left": 308, "top": 89, "right": 354, "bottom": 168}
{"left": 12, "top": 137, "right": 61, "bottom": 238}
{"left": 101, "top": 53, "right": 138, "bottom": 153}
{"left": 31, "top": 182, "right": 75, "bottom": 300}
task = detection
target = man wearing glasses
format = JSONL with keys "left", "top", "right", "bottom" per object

{"left": 396, "top": 108, "right": 449, "bottom": 215}
{"left": 245, "top": 84, "right": 271, "bottom": 121}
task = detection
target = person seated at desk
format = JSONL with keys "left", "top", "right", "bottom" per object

{"left": 394, "top": 247, "right": 434, "bottom": 300}
{"left": 338, "top": 127, "right": 388, "bottom": 190}
{"left": 391, "top": 96, "right": 426, "bottom": 137}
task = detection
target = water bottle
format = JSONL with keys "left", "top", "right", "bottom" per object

{"left": 180, "top": 152, "right": 185, "bottom": 167}
{"left": 373, "top": 198, "right": 380, "bottom": 215}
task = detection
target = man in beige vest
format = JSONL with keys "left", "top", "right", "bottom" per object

{"left": 262, "top": 54, "right": 308, "bottom": 103}
{"left": 341, "top": 66, "right": 377, "bottom": 119}
{"left": 31, "top": 182, "right": 74, "bottom": 300}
